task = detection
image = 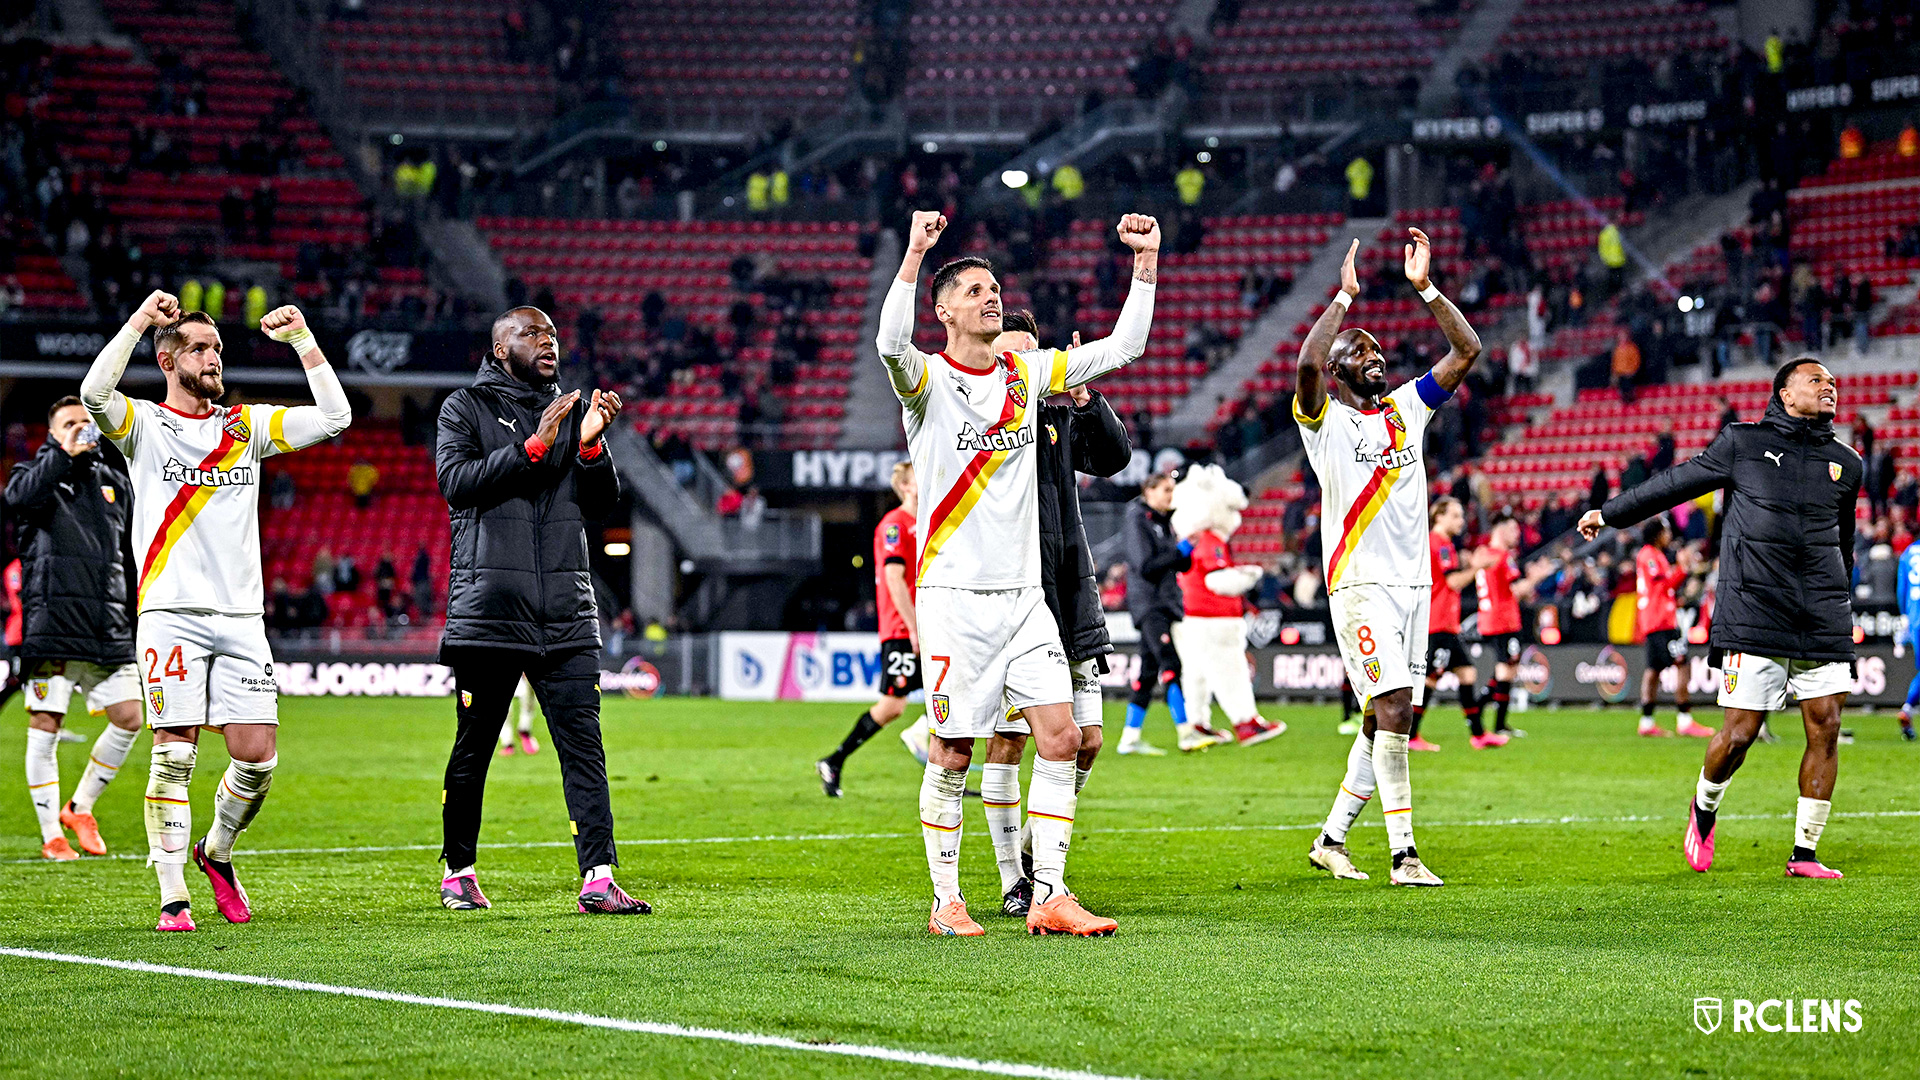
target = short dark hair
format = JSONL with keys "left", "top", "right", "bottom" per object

{"left": 154, "top": 312, "right": 217, "bottom": 357}
{"left": 1640, "top": 515, "right": 1670, "bottom": 546}
{"left": 492, "top": 305, "right": 551, "bottom": 345}
{"left": 1000, "top": 308, "right": 1037, "bottom": 337}
{"left": 1429, "top": 495, "right": 1461, "bottom": 524}
{"left": 930, "top": 256, "right": 994, "bottom": 303}
{"left": 1773, "top": 355, "right": 1824, "bottom": 399}
{"left": 1143, "top": 471, "right": 1176, "bottom": 493}
{"left": 47, "top": 395, "right": 83, "bottom": 423}
{"left": 1489, "top": 508, "right": 1516, "bottom": 529}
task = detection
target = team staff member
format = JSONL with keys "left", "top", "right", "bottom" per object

{"left": 1119, "top": 472, "right": 1199, "bottom": 754}
{"left": 435, "top": 306, "right": 647, "bottom": 915}
{"left": 1473, "top": 511, "right": 1553, "bottom": 742}
{"left": 5, "top": 396, "right": 144, "bottom": 860}
{"left": 1581, "top": 357, "right": 1862, "bottom": 878}
{"left": 973, "top": 312, "right": 1133, "bottom": 916}
{"left": 1633, "top": 516, "right": 1713, "bottom": 739}
{"left": 1410, "top": 496, "right": 1495, "bottom": 751}
{"left": 818, "top": 461, "right": 922, "bottom": 796}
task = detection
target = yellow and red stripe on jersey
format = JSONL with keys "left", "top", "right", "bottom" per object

{"left": 916, "top": 354, "right": 1031, "bottom": 585}
{"left": 137, "top": 427, "right": 245, "bottom": 602}
{"left": 1324, "top": 410, "right": 1407, "bottom": 589}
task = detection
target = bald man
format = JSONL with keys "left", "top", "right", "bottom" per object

{"left": 433, "top": 307, "right": 647, "bottom": 914}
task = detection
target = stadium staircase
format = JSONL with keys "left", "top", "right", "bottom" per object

{"left": 839, "top": 227, "right": 904, "bottom": 449}
{"left": 1418, "top": 0, "right": 1528, "bottom": 110}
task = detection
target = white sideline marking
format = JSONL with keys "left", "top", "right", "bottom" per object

{"left": 6, "top": 810, "right": 1916, "bottom": 866}
{"left": 0, "top": 947, "right": 1150, "bottom": 1080}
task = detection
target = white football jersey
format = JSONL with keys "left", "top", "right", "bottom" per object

{"left": 898, "top": 348, "right": 1068, "bottom": 591}
{"left": 1295, "top": 376, "right": 1444, "bottom": 592}
{"left": 101, "top": 399, "right": 302, "bottom": 615}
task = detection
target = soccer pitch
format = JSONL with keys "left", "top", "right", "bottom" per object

{"left": 2, "top": 697, "right": 1914, "bottom": 1079}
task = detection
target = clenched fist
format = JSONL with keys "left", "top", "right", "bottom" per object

{"left": 1116, "top": 213, "right": 1161, "bottom": 253}
{"left": 132, "top": 290, "right": 180, "bottom": 332}
{"left": 260, "top": 305, "right": 309, "bottom": 342}
{"left": 907, "top": 210, "right": 947, "bottom": 254}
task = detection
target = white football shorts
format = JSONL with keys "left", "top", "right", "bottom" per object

{"left": 1330, "top": 582, "right": 1428, "bottom": 707}
{"left": 997, "top": 657, "right": 1104, "bottom": 736}
{"left": 137, "top": 610, "right": 280, "bottom": 729}
{"left": 1716, "top": 652, "right": 1852, "bottom": 713}
{"left": 917, "top": 585, "right": 1070, "bottom": 740}
{"left": 21, "top": 659, "right": 140, "bottom": 717}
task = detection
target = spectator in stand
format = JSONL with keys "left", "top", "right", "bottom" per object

{"left": 1850, "top": 271, "right": 1873, "bottom": 355}
{"left": 270, "top": 469, "right": 296, "bottom": 510}
{"left": 1894, "top": 466, "right": 1920, "bottom": 517}
{"left": 1509, "top": 336, "right": 1537, "bottom": 394}
{"left": 1716, "top": 396, "right": 1740, "bottom": 431}
{"left": 1099, "top": 564, "right": 1127, "bottom": 611}
{"left": 1868, "top": 442, "right": 1898, "bottom": 519}
{"left": 1610, "top": 329, "right": 1641, "bottom": 404}
{"left": 1650, "top": 424, "right": 1676, "bottom": 474}
{"left": 1588, "top": 465, "right": 1611, "bottom": 512}
{"left": 348, "top": 458, "right": 380, "bottom": 510}
{"left": 312, "top": 546, "right": 337, "bottom": 597}
{"left": 412, "top": 546, "right": 435, "bottom": 618}
{"left": 335, "top": 553, "right": 361, "bottom": 594}
{"left": 268, "top": 578, "right": 301, "bottom": 633}
{"left": 716, "top": 486, "right": 743, "bottom": 517}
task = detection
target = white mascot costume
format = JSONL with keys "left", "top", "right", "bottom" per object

{"left": 1169, "top": 465, "right": 1286, "bottom": 746}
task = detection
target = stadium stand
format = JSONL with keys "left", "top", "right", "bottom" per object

{"left": 1202, "top": 0, "right": 1468, "bottom": 100}
{"left": 900, "top": 0, "right": 1174, "bottom": 125}
{"left": 477, "top": 216, "right": 868, "bottom": 450}
{"left": 1499, "top": 0, "right": 1726, "bottom": 68}
{"left": 623, "top": 0, "right": 862, "bottom": 127}
{"left": 326, "top": 0, "right": 561, "bottom": 127}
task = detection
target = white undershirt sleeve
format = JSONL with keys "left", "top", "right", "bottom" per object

{"left": 81, "top": 323, "right": 142, "bottom": 451}
{"left": 267, "top": 362, "right": 353, "bottom": 454}
{"left": 876, "top": 277, "right": 929, "bottom": 403}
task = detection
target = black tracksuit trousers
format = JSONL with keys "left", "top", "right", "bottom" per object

{"left": 440, "top": 645, "right": 616, "bottom": 874}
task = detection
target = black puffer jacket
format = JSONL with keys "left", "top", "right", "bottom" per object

{"left": 1036, "top": 389, "right": 1132, "bottom": 663}
{"left": 436, "top": 363, "right": 620, "bottom": 654}
{"left": 1601, "top": 394, "right": 1862, "bottom": 662}
{"left": 1124, "top": 497, "right": 1188, "bottom": 624}
{"left": 3, "top": 437, "right": 136, "bottom": 666}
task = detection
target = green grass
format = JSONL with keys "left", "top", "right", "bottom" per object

{"left": 2, "top": 696, "right": 1917, "bottom": 1079}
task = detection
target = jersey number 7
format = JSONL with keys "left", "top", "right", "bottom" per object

{"left": 929, "top": 655, "right": 951, "bottom": 692}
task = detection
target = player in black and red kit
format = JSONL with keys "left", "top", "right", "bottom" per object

{"left": 1473, "top": 511, "right": 1553, "bottom": 743}
{"left": 1634, "top": 516, "right": 1715, "bottom": 739}
{"left": 817, "top": 461, "right": 922, "bottom": 796}
{"left": 1410, "top": 497, "right": 1496, "bottom": 750}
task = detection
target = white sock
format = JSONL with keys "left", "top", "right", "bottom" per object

{"left": 1695, "top": 770, "right": 1730, "bottom": 813}
{"left": 1794, "top": 797, "right": 1831, "bottom": 852}
{"left": 1321, "top": 731, "right": 1374, "bottom": 844}
{"left": 585, "top": 863, "right": 613, "bottom": 885}
{"left": 445, "top": 864, "right": 476, "bottom": 881}
{"left": 145, "top": 741, "right": 197, "bottom": 902}
{"left": 206, "top": 755, "right": 276, "bottom": 862}
{"left": 498, "top": 716, "right": 514, "bottom": 747}
{"left": 25, "top": 727, "right": 62, "bottom": 843}
{"left": 518, "top": 679, "right": 538, "bottom": 733}
{"left": 72, "top": 724, "right": 139, "bottom": 814}
{"left": 1676, "top": 711, "right": 1693, "bottom": 728}
{"left": 1074, "top": 765, "right": 1092, "bottom": 795}
{"left": 1373, "top": 731, "right": 1414, "bottom": 852}
{"left": 1025, "top": 757, "right": 1078, "bottom": 904}
{"left": 919, "top": 763, "right": 967, "bottom": 907}
{"left": 1638, "top": 715, "right": 1658, "bottom": 732}
{"left": 980, "top": 762, "right": 1024, "bottom": 895}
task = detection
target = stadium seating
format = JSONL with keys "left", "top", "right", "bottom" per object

{"left": 1499, "top": 0, "right": 1725, "bottom": 68}
{"left": 327, "top": 0, "right": 559, "bottom": 127}
{"left": 259, "top": 421, "right": 448, "bottom": 634}
{"left": 35, "top": 1, "right": 381, "bottom": 302}
{"left": 622, "top": 0, "right": 861, "bottom": 126}
{"left": 1203, "top": 1, "right": 1467, "bottom": 99}
{"left": 476, "top": 216, "right": 868, "bottom": 450}
{"left": 900, "top": 0, "right": 1174, "bottom": 125}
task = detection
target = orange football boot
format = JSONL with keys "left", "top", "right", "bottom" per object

{"left": 61, "top": 803, "right": 106, "bottom": 855}
{"left": 1026, "top": 893, "right": 1116, "bottom": 936}
{"left": 42, "top": 837, "right": 79, "bottom": 861}
{"left": 929, "top": 897, "right": 985, "bottom": 936}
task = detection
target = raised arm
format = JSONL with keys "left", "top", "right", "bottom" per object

{"left": 83, "top": 289, "right": 178, "bottom": 448}
{"left": 1057, "top": 215, "right": 1160, "bottom": 388}
{"left": 1294, "top": 239, "right": 1360, "bottom": 423}
{"left": 876, "top": 210, "right": 944, "bottom": 402}
{"left": 1580, "top": 428, "right": 1737, "bottom": 539}
{"left": 258, "top": 306, "right": 352, "bottom": 453}
{"left": 1404, "top": 227, "right": 1482, "bottom": 392}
